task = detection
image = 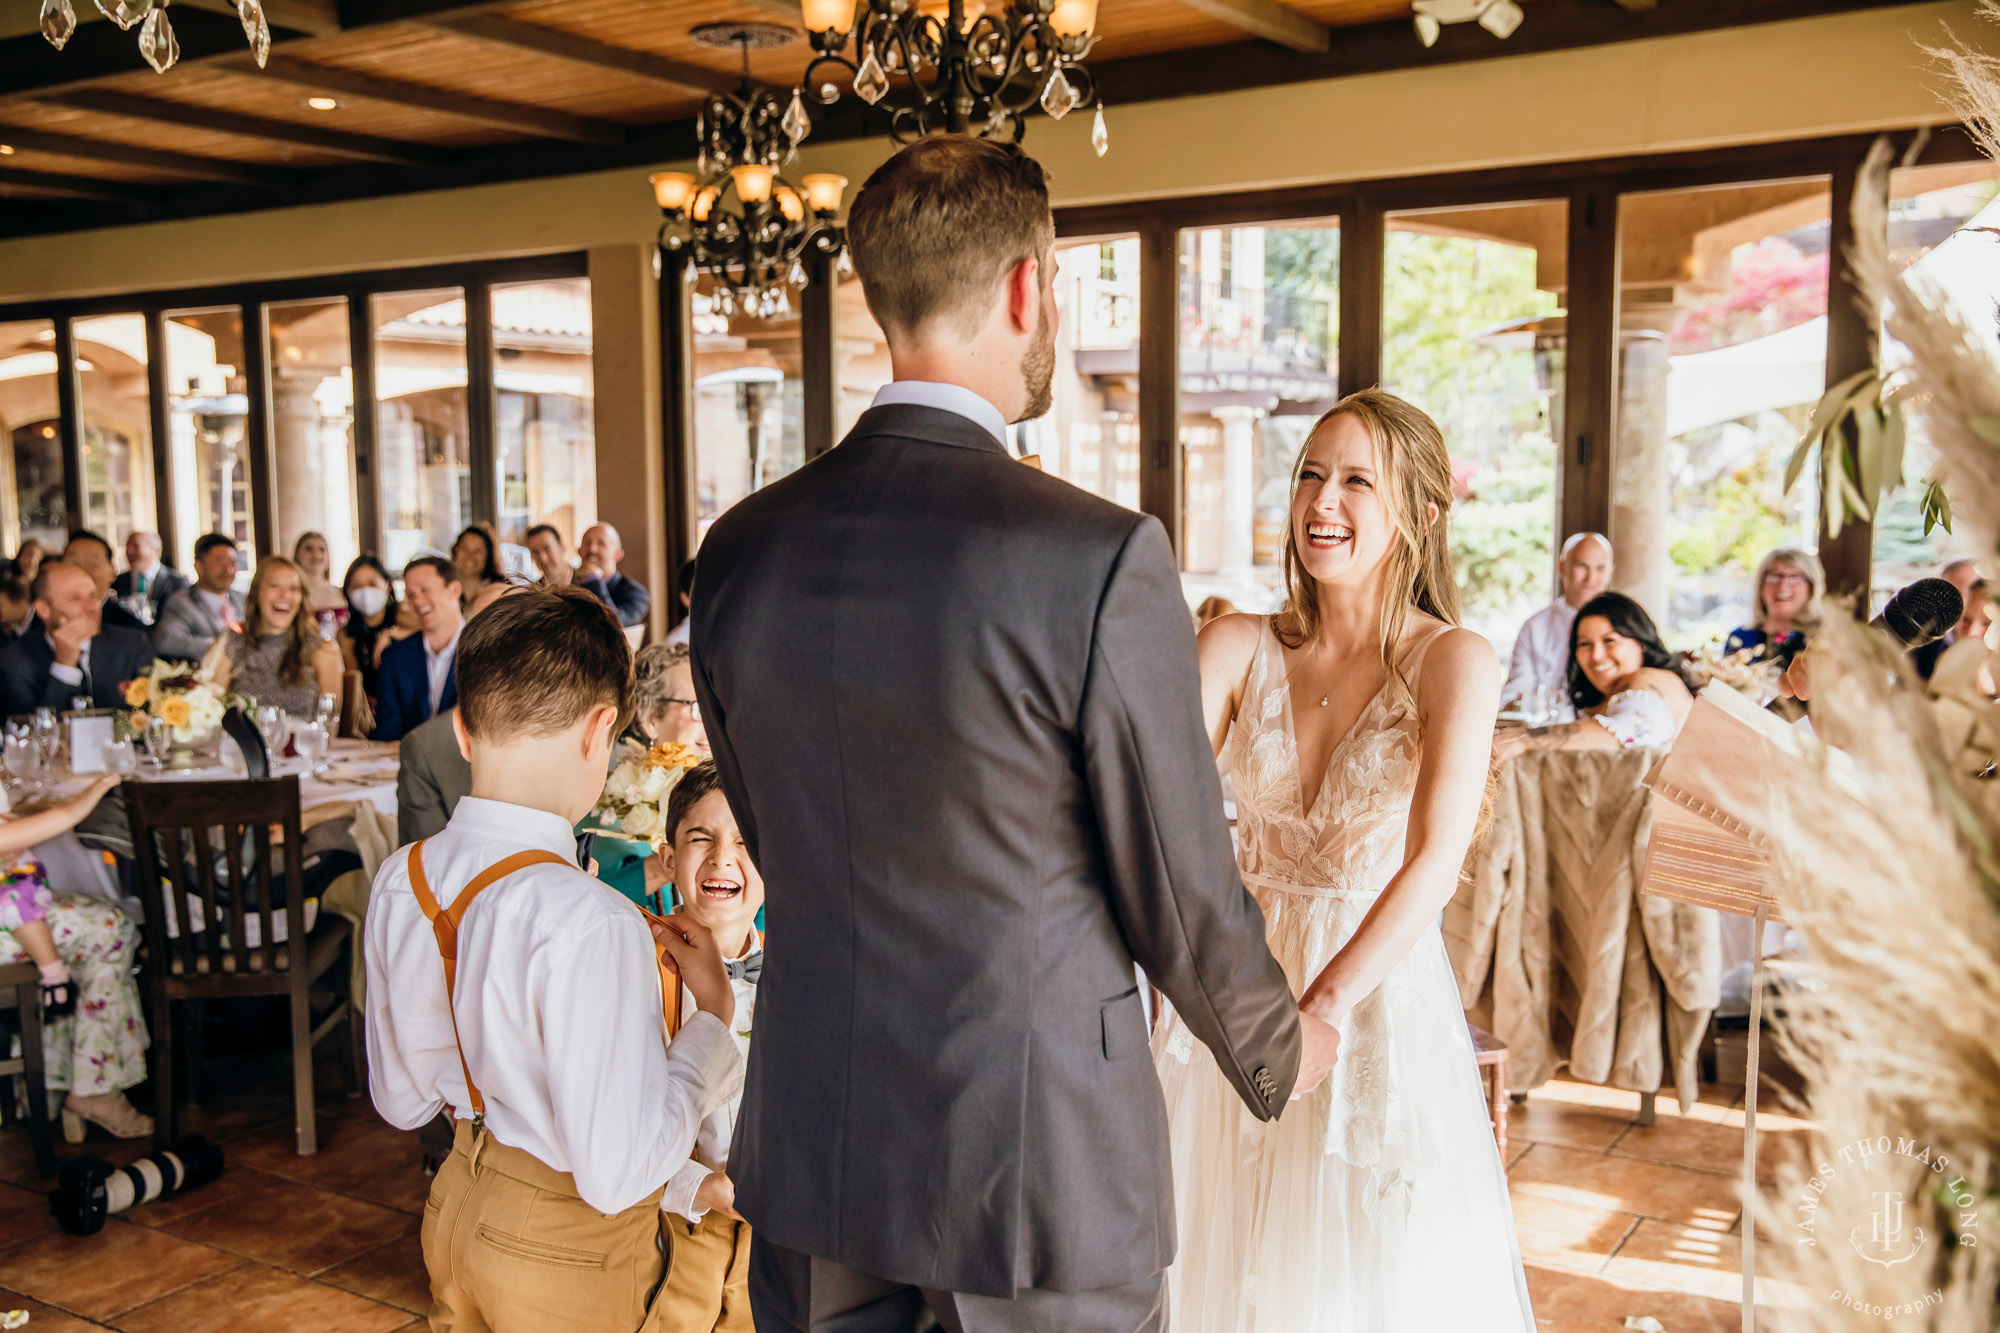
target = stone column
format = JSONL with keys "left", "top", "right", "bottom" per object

{"left": 1611, "top": 307, "right": 1680, "bottom": 624}
{"left": 271, "top": 371, "right": 326, "bottom": 555}
{"left": 588, "top": 245, "right": 664, "bottom": 640}
{"left": 1215, "top": 405, "right": 1261, "bottom": 576}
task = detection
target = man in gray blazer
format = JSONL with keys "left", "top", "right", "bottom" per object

{"left": 396, "top": 708, "right": 472, "bottom": 845}
{"left": 692, "top": 138, "right": 1335, "bottom": 1333}
{"left": 153, "top": 533, "right": 244, "bottom": 662}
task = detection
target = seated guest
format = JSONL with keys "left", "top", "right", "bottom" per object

{"left": 0, "top": 773, "right": 153, "bottom": 1141}
{"left": 207, "top": 556, "right": 344, "bottom": 717}
{"left": 365, "top": 586, "right": 741, "bottom": 1332}
{"left": 4, "top": 538, "right": 44, "bottom": 585}
{"left": 1503, "top": 531, "right": 1613, "bottom": 714}
{"left": 576, "top": 522, "right": 650, "bottom": 628}
{"left": 397, "top": 582, "right": 522, "bottom": 845}
{"left": 450, "top": 523, "right": 505, "bottom": 606}
{"left": 1724, "top": 547, "right": 1822, "bottom": 669}
{"left": 1491, "top": 591, "right": 1695, "bottom": 761}
{"left": 112, "top": 529, "right": 187, "bottom": 622}
{"left": 154, "top": 533, "right": 244, "bottom": 662}
{"left": 62, "top": 531, "right": 145, "bottom": 631}
{"left": 371, "top": 556, "right": 463, "bottom": 742}
{"left": 1914, "top": 557, "right": 1984, "bottom": 680}
{"left": 665, "top": 559, "right": 697, "bottom": 645}
{"left": 292, "top": 531, "right": 350, "bottom": 640}
{"left": 336, "top": 555, "right": 412, "bottom": 701}
{"left": 0, "top": 562, "right": 155, "bottom": 717}
{"left": 525, "top": 523, "right": 573, "bottom": 588}
{"left": 653, "top": 760, "right": 762, "bottom": 1331}
{"left": 633, "top": 644, "right": 709, "bottom": 756}
{"left": 0, "top": 575, "right": 31, "bottom": 637}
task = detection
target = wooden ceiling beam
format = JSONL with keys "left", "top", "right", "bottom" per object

{"left": 230, "top": 53, "right": 628, "bottom": 143}
{"left": 1173, "top": 0, "right": 1329, "bottom": 53}
{"left": 423, "top": 16, "right": 740, "bottom": 97}
{"left": 35, "top": 88, "right": 454, "bottom": 167}
{"left": 0, "top": 124, "right": 284, "bottom": 185}
{"left": 175, "top": 0, "right": 345, "bottom": 35}
{"left": 0, "top": 165, "right": 155, "bottom": 203}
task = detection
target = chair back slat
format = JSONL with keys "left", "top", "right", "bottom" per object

{"left": 124, "top": 777, "right": 307, "bottom": 990}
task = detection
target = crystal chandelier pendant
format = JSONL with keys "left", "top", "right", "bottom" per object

{"left": 1040, "top": 66, "right": 1077, "bottom": 120}
{"left": 39, "top": 0, "right": 76, "bottom": 49}
{"left": 239, "top": 0, "right": 271, "bottom": 67}
{"left": 787, "top": 258, "right": 807, "bottom": 288}
{"left": 104, "top": 0, "right": 149, "bottom": 30}
{"left": 1091, "top": 102, "right": 1108, "bottom": 156}
{"left": 138, "top": 4, "right": 180, "bottom": 73}
{"left": 854, "top": 50, "right": 890, "bottom": 105}
{"left": 782, "top": 90, "right": 812, "bottom": 147}
{"left": 836, "top": 249, "right": 854, "bottom": 279}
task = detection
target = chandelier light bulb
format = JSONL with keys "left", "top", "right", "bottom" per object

{"left": 774, "top": 185, "right": 805, "bottom": 222}
{"left": 692, "top": 185, "right": 722, "bottom": 223}
{"left": 801, "top": 173, "right": 849, "bottom": 215}
{"left": 731, "top": 163, "right": 777, "bottom": 204}
{"left": 1047, "top": 0, "right": 1099, "bottom": 39}
{"left": 1413, "top": 12, "right": 1440, "bottom": 45}
{"left": 799, "top": 0, "right": 855, "bottom": 37}
{"left": 650, "top": 171, "right": 699, "bottom": 213}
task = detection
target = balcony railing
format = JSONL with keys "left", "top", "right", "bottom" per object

{"left": 1062, "top": 272, "right": 1334, "bottom": 380}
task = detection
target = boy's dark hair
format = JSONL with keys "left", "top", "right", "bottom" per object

{"left": 193, "top": 532, "right": 237, "bottom": 561}
{"left": 666, "top": 759, "right": 725, "bottom": 845}
{"left": 0, "top": 574, "right": 27, "bottom": 604}
{"left": 526, "top": 523, "right": 563, "bottom": 546}
{"left": 458, "top": 585, "right": 632, "bottom": 741}
{"left": 64, "top": 529, "right": 112, "bottom": 559}
{"left": 403, "top": 554, "right": 461, "bottom": 590}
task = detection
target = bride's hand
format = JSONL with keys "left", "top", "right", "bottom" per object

{"left": 1292, "top": 1010, "right": 1340, "bottom": 1099}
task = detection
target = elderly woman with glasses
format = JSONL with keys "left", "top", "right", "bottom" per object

{"left": 630, "top": 643, "right": 709, "bottom": 754}
{"left": 1724, "top": 547, "right": 1823, "bottom": 669}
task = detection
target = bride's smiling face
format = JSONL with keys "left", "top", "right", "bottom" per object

{"left": 1291, "top": 414, "right": 1399, "bottom": 588}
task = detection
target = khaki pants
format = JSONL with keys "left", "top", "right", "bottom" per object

{"left": 656, "top": 1211, "right": 754, "bottom": 1333}
{"left": 422, "top": 1121, "right": 667, "bottom": 1333}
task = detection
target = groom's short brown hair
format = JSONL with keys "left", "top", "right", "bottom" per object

{"left": 846, "top": 136, "right": 1055, "bottom": 343}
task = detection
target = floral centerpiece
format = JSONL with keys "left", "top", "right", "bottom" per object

{"left": 596, "top": 739, "right": 705, "bottom": 846}
{"left": 118, "top": 660, "right": 250, "bottom": 770}
{"left": 1685, "top": 639, "right": 1783, "bottom": 705}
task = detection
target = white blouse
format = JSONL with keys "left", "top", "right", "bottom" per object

{"left": 1588, "top": 688, "right": 1678, "bottom": 748}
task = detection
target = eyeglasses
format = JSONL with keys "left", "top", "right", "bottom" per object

{"left": 664, "top": 697, "right": 701, "bottom": 720}
{"left": 1762, "top": 572, "right": 1810, "bottom": 588}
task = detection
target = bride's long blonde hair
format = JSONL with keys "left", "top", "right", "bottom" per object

{"left": 1271, "top": 387, "right": 1461, "bottom": 706}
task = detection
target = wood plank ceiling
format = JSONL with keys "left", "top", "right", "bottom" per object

{"left": 0, "top": 0, "right": 1938, "bottom": 238}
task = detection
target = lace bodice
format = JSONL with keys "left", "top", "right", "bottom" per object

{"left": 1230, "top": 618, "right": 1445, "bottom": 897}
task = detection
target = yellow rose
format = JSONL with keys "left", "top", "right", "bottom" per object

{"left": 158, "top": 696, "right": 192, "bottom": 729}
{"left": 124, "top": 678, "right": 149, "bottom": 708}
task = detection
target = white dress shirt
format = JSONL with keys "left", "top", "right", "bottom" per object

{"left": 1503, "top": 597, "right": 1580, "bottom": 710}
{"left": 196, "top": 587, "right": 236, "bottom": 627}
{"left": 423, "top": 624, "right": 462, "bottom": 718}
{"left": 365, "top": 796, "right": 743, "bottom": 1215}
{"left": 660, "top": 928, "right": 760, "bottom": 1222}
{"left": 47, "top": 634, "right": 90, "bottom": 691}
{"left": 870, "top": 380, "right": 1009, "bottom": 447}
{"left": 665, "top": 618, "right": 691, "bottom": 648}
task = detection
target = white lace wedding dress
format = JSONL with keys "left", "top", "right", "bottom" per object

{"left": 1155, "top": 619, "right": 1535, "bottom": 1332}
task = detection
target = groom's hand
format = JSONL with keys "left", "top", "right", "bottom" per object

{"left": 1292, "top": 1011, "right": 1340, "bottom": 1099}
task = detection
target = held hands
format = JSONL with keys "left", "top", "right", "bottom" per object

{"left": 1292, "top": 1008, "right": 1341, "bottom": 1100}
{"left": 694, "top": 1170, "right": 742, "bottom": 1222}
{"left": 649, "top": 912, "right": 737, "bottom": 1029}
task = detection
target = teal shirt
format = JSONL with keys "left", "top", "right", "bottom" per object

{"left": 580, "top": 816, "right": 766, "bottom": 929}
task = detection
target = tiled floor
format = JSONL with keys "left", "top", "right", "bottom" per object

{"left": 0, "top": 1061, "right": 1805, "bottom": 1331}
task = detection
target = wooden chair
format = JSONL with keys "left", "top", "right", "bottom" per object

{"left": 338, "top": 669, "right": 371, "bottom": 740}
{"left": 0, "top": 961, "right": 55, "bottom": 1175}
{"left": 1469, "top": 1023, "right": 1510, "bottom": 1167}
{"left": 124, "top": 776, "right": 359, "bottom": 1156}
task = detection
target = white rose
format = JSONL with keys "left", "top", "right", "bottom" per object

{"left": 620, "top": 804, "right": 662, "bottom": 841}
{"left": 637, "top": 764, "right": 673, "bottom": 802}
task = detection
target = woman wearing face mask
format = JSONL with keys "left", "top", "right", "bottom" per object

{"left": 337, "top": 555, "right": 412, "bottom": 705}
{"left": 1491, "top": 591, "right": 1696, "bottom": 761}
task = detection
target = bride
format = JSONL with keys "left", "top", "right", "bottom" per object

{"left": 1155, "top": 388, "right": 1534, "bottom": 1331}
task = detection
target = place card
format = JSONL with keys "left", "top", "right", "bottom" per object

{"left": 64, "top": 710, "right": 116, "bottom": 775}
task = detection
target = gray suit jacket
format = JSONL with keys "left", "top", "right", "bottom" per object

{"left": 397, "top": 709, "right": 472, "bottom": 846}
{"left": 153, "top": 586, "right": 245, "bottom": 662}
{"left": 691, "top": 403, "right": 1301, "bottom": 1299}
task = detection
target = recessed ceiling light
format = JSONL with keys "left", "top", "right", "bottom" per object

{"left": 304, "top": 96, "right": 341, "bottom": 112}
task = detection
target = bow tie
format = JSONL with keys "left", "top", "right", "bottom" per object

{"left": 726, "top": 951, "right": 763, "bottom": 985}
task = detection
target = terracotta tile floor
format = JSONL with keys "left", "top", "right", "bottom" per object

{"left": 0, "top": 1059, "right": 1804, "bottom": 1331}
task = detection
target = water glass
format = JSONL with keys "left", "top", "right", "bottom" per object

{"left": 316, "top": 692, "right": 338, "bottom": 728}
{"left": 32, "top": 707, "right": 60, "bottom": 768}
{"left": 294, "top": 719, "right": 329, "bottom": 776}
{"left": 143, "top": 715, "right": 173, "bottom": 770}
{"left": 5, "top": 733, "right": 45, "bottom": 797}
{"left": 254, "top": 705, "right": 288, "bottom": 758}
{"left": 102, "top": 736, "right": 137, "bottom": 776}
{"left": 1521, "top": 688, "right": 1549, "bottom": 729}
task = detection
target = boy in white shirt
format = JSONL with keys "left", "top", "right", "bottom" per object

{"left": 653, "top": 760, "right": 764, "bottom": 1332}
{"left": 364, "top": 585, "right": 743, "bottom": 1332}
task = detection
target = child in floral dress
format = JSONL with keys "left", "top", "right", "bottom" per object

{"left": 0, "top": 773, "right": 153, "bottom": 1141}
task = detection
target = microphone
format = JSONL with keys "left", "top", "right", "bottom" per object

{"left": 1872, "top": 577, "right": 1964, "bottom": 649}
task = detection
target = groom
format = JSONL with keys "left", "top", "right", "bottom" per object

{"left": 690, "top": 136, "right": 1337, "bottom": 1332}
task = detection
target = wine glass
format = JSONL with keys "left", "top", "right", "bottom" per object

{"left": 1521, "top": 684, "right": 1550, "bottom": 730}
{"left": 102, "top": 736, "right": 137, "bottom": 777}
{"left": 4, "top": 732, "right": 43, "bottom": 798}
{"left": 293, "top": 719, "right": 329, "bottom": 777}
{"left": 32, "top": 707, "right": 61, "bottom": 771}
{"left": 254, "top": 705, "right": 288, "bottom": 759}
{"left": 316, "top": 692, "right": 338, "bottom": 730}
{"left": 143, "top": 715, "right": 172, "bottom": 770}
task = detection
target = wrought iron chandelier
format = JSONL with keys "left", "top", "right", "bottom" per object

{"left": 650, "top": 25, "right": 850, "bottom": 320}
{"left": 40, "top": 0, "right": 271, "bottom": 74}
{"left": 796, "top": 0, "right": 1107, "bottom": 151}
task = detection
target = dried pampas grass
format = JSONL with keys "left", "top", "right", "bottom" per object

{"left": 1749, "top": 12, "right": 2000, "bottom": 1327}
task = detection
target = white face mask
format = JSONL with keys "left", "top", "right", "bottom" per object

{"left": 348, "top": 585, "right": 388, "bottom": 618}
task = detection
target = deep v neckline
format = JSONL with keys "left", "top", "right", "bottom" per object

{"left": 1272, "top": 624, "right": 1391, "bottom": 819}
